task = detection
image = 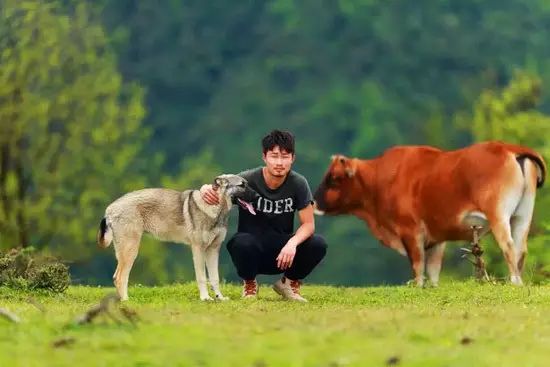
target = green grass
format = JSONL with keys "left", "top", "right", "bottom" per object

{"left": 1, "top": 281, "right": 550, "bottom": 367}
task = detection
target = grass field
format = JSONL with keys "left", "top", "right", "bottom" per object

{"left": 1, "top": 281, "right": 549, "bottom": 367}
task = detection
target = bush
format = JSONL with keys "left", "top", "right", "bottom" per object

{"left": 0, "top": 247, "right": 70, "bottom": 293}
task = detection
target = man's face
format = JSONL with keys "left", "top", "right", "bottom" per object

{"left": 263, "top": 146, "right": 295, "bottom": 177}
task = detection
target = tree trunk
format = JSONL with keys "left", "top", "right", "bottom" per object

{"left": 15, "top": 154, "right": 28, "bottom": 247}
{"left": 12, "top": 87, "right": 28, "bottom": 247}
{"left": 0, "top": 144, "right": 10, "bottom": 220}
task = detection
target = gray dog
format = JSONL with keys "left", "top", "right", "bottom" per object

{"left": 96, "top": 174, "right": 258, "bottom": 301}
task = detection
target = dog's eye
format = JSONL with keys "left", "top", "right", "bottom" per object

{"left": 239, "top": 182, "right": 245, "bottom": 187}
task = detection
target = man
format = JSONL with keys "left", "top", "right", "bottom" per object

{"left": 201, "top": 129, "right": 327, "bottom": 302}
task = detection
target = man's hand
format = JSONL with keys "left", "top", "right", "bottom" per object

{"left": 276, "top": 240, "right": 298, "bottom": 270}
{"left": 275, "top": 205, "right": 314, "bottom": 270}
{"left": 200, "top": 184, "right": 220, "bottom": 205}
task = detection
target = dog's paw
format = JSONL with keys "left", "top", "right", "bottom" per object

{"left": 215, "top": 294, "right": 230, "bottom": 301}
{"left": 200, "top": 295, "right": 214, "bottom": 301}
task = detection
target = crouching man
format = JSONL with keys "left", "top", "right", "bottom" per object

{"left": 201, "top": 130, "right": 327, "bottom": 302}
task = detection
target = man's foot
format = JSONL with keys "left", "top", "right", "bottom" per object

{"left": 242, "top": 279, "right": 258, "bottom": 298}
{"left": 272, "top": 276, "right": 307, "bottom": 302}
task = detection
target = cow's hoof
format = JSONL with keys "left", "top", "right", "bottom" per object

{"left": 510, "top": 275, "right": 523, "bottom": 286}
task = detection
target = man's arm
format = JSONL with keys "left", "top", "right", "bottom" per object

{"left": 290, "top": 205, "right": 315, "bottom": 246}
{"left": 276, "top": 204, "right": 315, "bottom": 270}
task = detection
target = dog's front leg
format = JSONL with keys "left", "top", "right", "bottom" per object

{"left": 191, "top": 245, "right": 213, "bottom": 301}
{"left": 205, "top": 245, "right": 229, "bottom": 301}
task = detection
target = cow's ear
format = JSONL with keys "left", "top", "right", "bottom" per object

{"left": 345, "top": 160, "right": 356, "bottom": 178}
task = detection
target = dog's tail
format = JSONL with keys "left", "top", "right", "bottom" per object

{"left": 97, "top": 217, "right": 113, "bottom": 248}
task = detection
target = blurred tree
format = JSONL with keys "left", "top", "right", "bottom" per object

{"left": 94, "top": 0, "right": 267, "bottom": 172}
{"left": 0, "top": 0, "right": 152, "bottom": 260}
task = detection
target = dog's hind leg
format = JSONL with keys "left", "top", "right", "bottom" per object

{"left": 113, "top": 233, "right": 141, "bottom": 301}
{"left": 205, "top": 244, "right": 228, "bottom": 301}
{"left": 191, "top": 245, "right": 212, "bottom": 301}
{"left": 112, "top": 245, "right": 122, "bottom": 283}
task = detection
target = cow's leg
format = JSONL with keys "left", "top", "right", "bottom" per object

{"left": 425, "top": 242, "right": 446, "bottom": 286}
{"left": 489, "top": 217, "right": 522, "bottom": 285}
{"left": 487, "top": 160, "right": 537, "bottom": 286}
{"left": 403, "top": 234, "right": 425, "bottom": 287}
{"left": 510, "top": 195, "right": 536, "bottom": 276}
{"left": 511, "top": 161, "right": 537, "bottom": 276}
{"left": 511, "top": 216, "right": 530, "bottom": 275}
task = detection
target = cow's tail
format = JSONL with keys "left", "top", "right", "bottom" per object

{"left": 97, "top": 217, "right": 113, "bottom": 248}
{"left": 510, "top": 146, "right": 546, "bottom": 188}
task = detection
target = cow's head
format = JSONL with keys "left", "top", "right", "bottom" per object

{"left": 313, "top": 155, "right": 363, "bottom": 215}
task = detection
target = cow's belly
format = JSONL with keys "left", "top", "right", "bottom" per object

{"left": 424, "top": 210, "right": 491, "bottom": 243}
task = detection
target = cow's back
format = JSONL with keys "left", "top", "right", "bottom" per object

{"left": 370, "top": 142, "right": 531, "bottom": 243}
{"left": 417, "top": 142, "right": 529, "bottom": 240}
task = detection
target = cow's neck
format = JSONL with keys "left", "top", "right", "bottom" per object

{"left": 352, "top": 159, "right": 401, "bottom": 247}
{"left": 350, "top": 159, "right": 381, "bottom": 230}
{"left": 354, "top": 158, "right": 377, "bottom": 207}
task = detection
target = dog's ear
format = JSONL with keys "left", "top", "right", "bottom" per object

{"left": 213, "top": 177, "right": 227, "bottom": 190}
{"left": 212, "top": 178, "right": 220, "bottom": 190}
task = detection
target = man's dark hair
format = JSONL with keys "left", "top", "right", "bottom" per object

{"left": 262, "top": 129, "right": 295, "bottom": 155}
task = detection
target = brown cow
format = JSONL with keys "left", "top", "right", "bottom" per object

{"left": 313, "top": 141, "right": 546, "bottom": 286}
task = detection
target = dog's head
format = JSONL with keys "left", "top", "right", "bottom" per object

{"left": 213, "top": 174, "right": 258, "bottom": 215}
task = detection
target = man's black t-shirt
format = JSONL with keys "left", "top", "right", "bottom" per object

{"left": 237, "top": 167, "right": 313, "bottom": 235}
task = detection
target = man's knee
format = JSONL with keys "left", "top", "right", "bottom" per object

{"left": 302, "top": 234, "right": 328, "bottom": 256}
{"left": 226, "top": 232, "right": 259, "bottom": 254}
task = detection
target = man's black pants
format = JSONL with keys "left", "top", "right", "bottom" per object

{"left": 226, "top": 232, "right": 327, "bottom": 280}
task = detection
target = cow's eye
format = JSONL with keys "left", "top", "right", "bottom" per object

{"left": 326, "top": 175, "right": 341, "bottom": 187}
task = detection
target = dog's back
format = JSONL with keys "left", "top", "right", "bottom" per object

{"left": 102, "top": 188, "right": 230, "bottom": 246}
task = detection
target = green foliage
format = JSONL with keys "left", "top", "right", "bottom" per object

{"left": 96, "top": 0, "right": 550, "bottom": 173}
{"left": 0, "top": 246, "right": 70, "bottom": 292}
{"left": 1, "top": 283, "right": 550, "bottom": 366}
{"left": 160, "top": 149, "right": 221, "bottom": 190}
{"left": 0, "top": 0, "right": 152, "bottom": 260}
